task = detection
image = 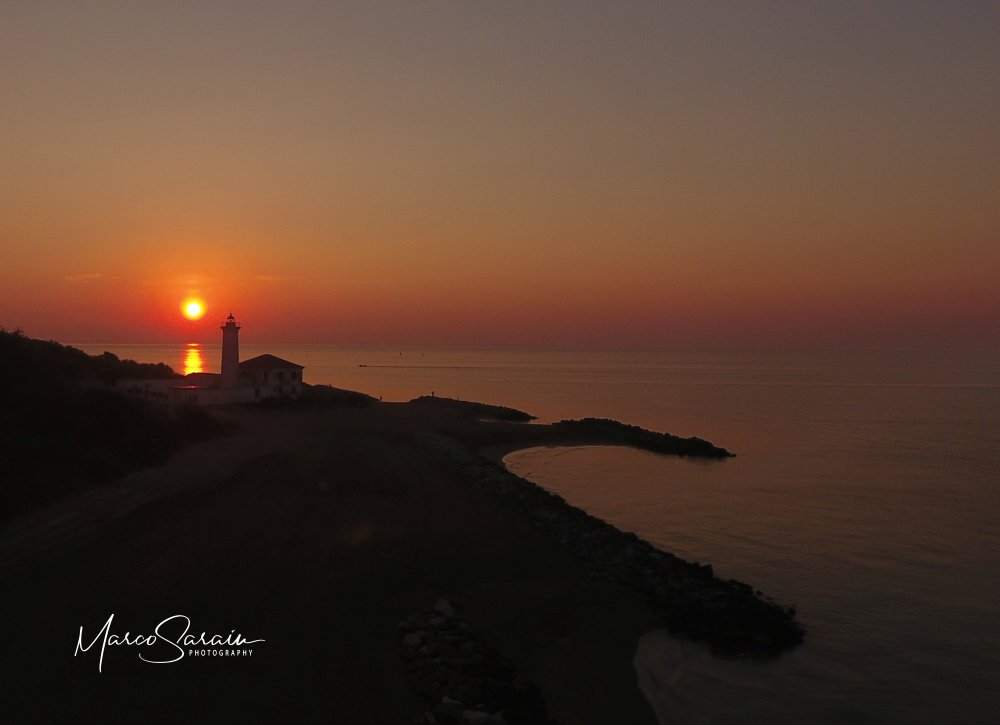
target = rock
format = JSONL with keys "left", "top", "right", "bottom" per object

{"left": 399, "top": 601, "right": 556, "bottom": 724}
{"left": 433, "top": 697, "right": 465, "bottom": 724}
{"left": 399, "top": 616, "right": 419, "bottom": 631}
{"left": 454, "top": 684, "right": 483, "bottom": 707}
{"left": 403, "top": 631, "right": 425, "bottom": 647}
{"left": 434, "top": 598, "right": 455, "bottom": 617}
{"left": 461, "top": 710, "right": 491, "bottom": 725}
{"left": 422, "top": 682, "right": 444, "bottom": 701}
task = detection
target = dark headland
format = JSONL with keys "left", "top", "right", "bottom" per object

{"left": 0, "top": 333, "right": 803, "bottom": 725}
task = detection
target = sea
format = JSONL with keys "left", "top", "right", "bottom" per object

{"left": 74, "top": 342, "right": 1000, "bottom": 723}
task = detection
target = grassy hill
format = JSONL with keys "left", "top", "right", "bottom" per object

{"left": 0, "top": 329, "right": 227, "bottom": 521}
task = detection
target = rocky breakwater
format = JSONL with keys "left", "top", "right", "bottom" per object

{"left": 400, "top": 599, "right": 559, "bottom": 725}
{"left": 416, "top": 432, "right": 804, "bottom": 657}
{"left": 552, "top": 418, "right": 734, "bottom": 458}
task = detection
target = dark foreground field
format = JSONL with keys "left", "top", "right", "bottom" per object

{"left": 1, "top": 401, "right": 666, "bottom": 724}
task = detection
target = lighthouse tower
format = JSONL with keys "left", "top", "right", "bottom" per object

{"left": 220, "top": 312, "right": 241, "bottom": 389}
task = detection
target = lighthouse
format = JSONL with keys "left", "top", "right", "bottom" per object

{"left": 220, "top": 312, "right": 241, "bottom": 389}
{"left": 159, "top": 312, "right": 305, "bottom": 405}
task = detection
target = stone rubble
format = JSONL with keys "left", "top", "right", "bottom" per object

{"left": 415, "top": 433, "right": 805, "bottom": 657}
{"left": 399, "top": 599, "right": 559, "bottom": 725}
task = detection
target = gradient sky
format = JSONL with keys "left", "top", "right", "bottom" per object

{"left": 2, "top": 1, "right": 998, "bottom": 347}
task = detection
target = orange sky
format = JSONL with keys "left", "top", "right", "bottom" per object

{"left": 2, "top": 2, "right": 998, "bottom": 348}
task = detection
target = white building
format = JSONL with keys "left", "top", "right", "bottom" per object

{"left": 239, "top": 353, "right": 305, "bottom": 401}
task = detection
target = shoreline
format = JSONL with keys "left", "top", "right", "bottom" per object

{"left": 416, "top": 422, "right": 803, "bottom": 658}
{"left": 2, "top": 392, "right": 802, "bottom": 723}
{"left": 478, "top": 440, "right": 616, "bottom": 466}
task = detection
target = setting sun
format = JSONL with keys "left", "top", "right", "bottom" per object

{"left": 182, "top": 300, "right": 205, "bottom": 320}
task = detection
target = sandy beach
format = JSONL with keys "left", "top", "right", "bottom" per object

{"left": 0, "top": 396, "right": 798, "bottom": 723}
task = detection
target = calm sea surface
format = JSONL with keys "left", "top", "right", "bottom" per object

{"left": 76, "top": 343, "right": 1000, "bottom": 723}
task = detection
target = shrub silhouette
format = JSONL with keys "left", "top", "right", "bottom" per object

{"left": 0, "top": 329, "right": 226, "bottom": 521}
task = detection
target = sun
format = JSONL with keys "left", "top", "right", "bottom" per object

{"left": 182, "top": 300, "right": 205, "bottom": 320}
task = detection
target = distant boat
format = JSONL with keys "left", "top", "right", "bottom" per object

{"left": 359, "top": 363, "right": 367, "bottom": 367}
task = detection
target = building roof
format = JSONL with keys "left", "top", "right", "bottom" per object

{"left": 239, "top": 354, "right": 304, "bottom": 370}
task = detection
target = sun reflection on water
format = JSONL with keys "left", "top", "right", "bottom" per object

{"left": 183, "top": 343, "right": 204, "bottom": 375}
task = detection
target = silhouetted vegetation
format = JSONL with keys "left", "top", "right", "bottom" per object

{"left": 243, "top": 383, "right": 377, "bottom": 409}
{"left": 0, "top": 328, "right": 178, "bottom": 384}
{"left": 0, "top": 329, "right": 227, "bottom": 521}
{"left": 410, "top": 395, "right": 536, "bottom": 422}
